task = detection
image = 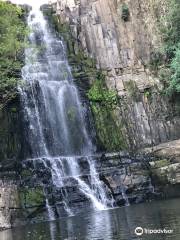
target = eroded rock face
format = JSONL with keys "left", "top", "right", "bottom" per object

{"left": 49, "top": 0, "right": 180, "bottom": 150}
{"left": 51, "top": 0, "right": 163, "bottom": 71}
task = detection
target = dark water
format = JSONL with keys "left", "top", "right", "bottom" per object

{"left": 1, "top": 198, "right": 180, "bottom": 240}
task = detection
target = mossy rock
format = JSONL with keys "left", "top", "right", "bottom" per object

{"left": 91, "top": 103, "right": 127, "bottom": 151}
{"left": 150, "top": 159, "right": 171, "bottom": 169}
{"left": 20, "top": 187, "right": 45, "bottom": 208}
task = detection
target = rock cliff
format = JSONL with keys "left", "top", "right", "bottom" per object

{"left": 50, "top": 0, "right": 180, "bottom": 150}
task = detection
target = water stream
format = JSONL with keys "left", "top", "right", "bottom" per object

{"left": 20, "top": 5, "right": 113, "bottom": 217}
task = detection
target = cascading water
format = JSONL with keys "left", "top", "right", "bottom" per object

{"left": 20, "top": 5, "right": 114, "bottom": 217}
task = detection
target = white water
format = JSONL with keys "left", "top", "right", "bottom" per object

{"left": 46, "top": 199, "right": 56, "bottom": 221}
{"left": 21, "top": 5, "right": 114, "bottom": 217}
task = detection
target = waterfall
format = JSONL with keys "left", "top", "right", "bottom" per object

{"left": 20, "top": 5, "right": 113, "bottom": 217}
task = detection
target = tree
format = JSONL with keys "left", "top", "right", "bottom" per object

{"left": 168, "top": 45, "right": 180, "bottom": 94}
{"left": 0, "top": 1, "right": 27, "bottom": 108}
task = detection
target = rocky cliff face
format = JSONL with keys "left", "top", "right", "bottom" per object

{"left": 50, "top": 0, "right": 180, "bottom": 150}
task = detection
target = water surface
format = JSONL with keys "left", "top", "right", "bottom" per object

{"left": 1, "top": 198, "right": 180, "bottom": 240}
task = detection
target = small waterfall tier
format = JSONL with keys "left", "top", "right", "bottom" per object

{"left": 20, "top": 5, "right": 114, "bottom": 217}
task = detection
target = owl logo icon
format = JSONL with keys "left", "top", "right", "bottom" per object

{"left": 135, "top": 227, "right": 144, "bottom": 236}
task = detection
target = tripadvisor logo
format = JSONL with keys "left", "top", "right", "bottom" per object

{"left": 135, "top": 227, "right": 143, "bottom": 236}
{"left": 135, "top": 227, "right": 173, "bottom": 236}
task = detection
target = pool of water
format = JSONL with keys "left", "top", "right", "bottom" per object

{"left": 1, "top": 198, "right": 180, "bottom": 240}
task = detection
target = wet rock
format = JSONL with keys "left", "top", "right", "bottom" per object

{"left": 20, "top": 187, "right": 45, "bottom": 208}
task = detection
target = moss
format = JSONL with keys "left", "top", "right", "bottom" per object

{"left": 150, "top": 159, "right": 171, "bottom": 169}
{"left": 91, "top": 103, "right": 127, "bottom": 151}
{"left": 88, "top": 76, "right": 127, "bottom": 151}
{"left": 20, "top": 187, "right": 45, "bottom": 208}
{"left": 156, "top": 159, "right": 171, "bottom": 168}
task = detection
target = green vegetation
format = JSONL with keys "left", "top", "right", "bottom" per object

{"left": 144, "top": 89, "right": 151, "bottom": 98}
{"left": 163, "top": 0, "right": 180, "bottom": 95}
{"left": 0, "top": 1, "right": 27, "bottom": 109}
{"left": 20, "top": 187, "right": 45, "bottom": 208}
{"left": 160, "top": 0, "right": 180, "bottom": 56}
{"left": 150, "top": 159, "right": 171, "bottom": 169}
{"left": 87, "top": 74, "right": 126, "bottom": 151}
{"left": 155, "top": 0, "right": 180, "bottom": 95}
{"left": 91, "top": 102, "right": 127, "bottom": 151}
{"left": 121, "top": 3, "right": 130, "bottom": 21}
{"left": 88, "top": 75, "right": 126, "bottom": 151}
{"left": 168, "top": 45, "right": 180, "bottom": 93}
{"left": 87, "top": 73, "right": 118, "bottom": 107}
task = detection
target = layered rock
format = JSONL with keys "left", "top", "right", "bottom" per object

{"left": 49, "top": 0, "right": 180, "bottom": 150}
{"left": 1, "top": 152, "right": 180, "bottom": 229}
{"left": 144, "top": 139, "right": 180, "bottom": 161}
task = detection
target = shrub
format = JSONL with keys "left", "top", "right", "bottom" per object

{"left": 121, "top": 4, "right": 130, "bottom": 21}
{"left": 167, "top": 45, "right": 180, "bottom": 94}
{"left": 158, "top": 0, "right": 180, "bottom": 95}
{"left": 87, "top": 73, "right": 118, "bottom": 107}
